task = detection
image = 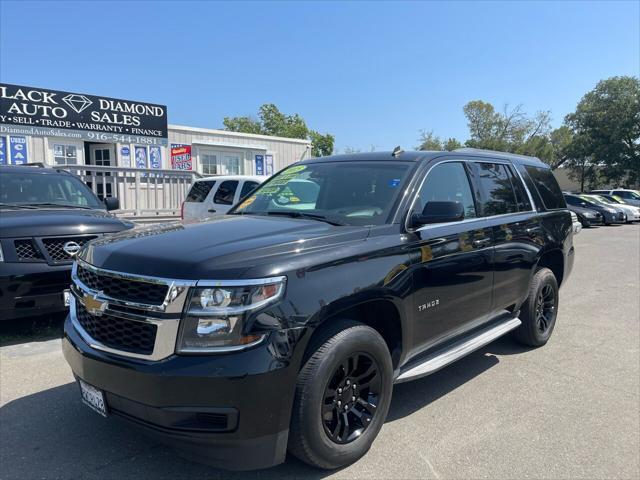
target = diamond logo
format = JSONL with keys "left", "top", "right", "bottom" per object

{"left": 62, "top": 94, "right": 93, "bottom": 114}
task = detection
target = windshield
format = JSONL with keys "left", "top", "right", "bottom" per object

{"left": 581, "top": 195, "right": 606, "bottom": 206}
{"left": 231, "top": 161, "right": 412, "bottom": 226}
{"left": 0, "top": 171, "right": 103, "bottom": 209}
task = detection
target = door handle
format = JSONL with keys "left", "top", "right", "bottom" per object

{"left": 208, "top": 209, "right": 217, "bottom": 213}
{"left": 473, "top": 238, "right": 491, "bottom": 248}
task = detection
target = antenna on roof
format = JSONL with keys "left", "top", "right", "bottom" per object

{"left": 392, "top": 146, "right": 404, "bottom": 158}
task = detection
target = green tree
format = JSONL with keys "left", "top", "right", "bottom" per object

{"left": 565, "top": 76, "right": 640, "bottom": 186}
{"left": 222, "top": 115, "right": 263, "bottom": 135}
{"left": 417, "top": 131, "right": 462, "bottom": 151}
{"left": 443, "top": 138, "right": 463, "bottom": 151}
{"left": 223, "top": 103, "right": 334, "bottom": 157}
{"left": 309, "top": 130, "right": 335, "bottom": 157}
{"left": 417, "top": 130, "right": 443, "bottom": 150}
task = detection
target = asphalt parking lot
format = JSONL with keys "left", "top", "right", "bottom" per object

{"left": 1, "top": 225, "right": 638, "bottom": 480}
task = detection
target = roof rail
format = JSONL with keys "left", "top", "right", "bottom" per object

{"left": 453, "top": 147, "right": 542, "bottom": 162}
{"left": 20, "top": 162, "right": 47, "bottom": 168}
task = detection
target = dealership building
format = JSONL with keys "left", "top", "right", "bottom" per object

{"left": 0, "top": 84, "right": 312, "bottom": 176}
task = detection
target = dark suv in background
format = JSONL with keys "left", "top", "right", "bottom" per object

{"left": 0, "top": 165, "right": 133, "bottom": 321}
{"left": 63, "top": 149, "right": 573, "bottom": 470}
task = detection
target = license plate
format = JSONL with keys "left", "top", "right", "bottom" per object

{"left": 63, "top": 289, "right": 71, "bottom": 307}
{"left": 78, "top": 379, "right": 108, "bottom": 417}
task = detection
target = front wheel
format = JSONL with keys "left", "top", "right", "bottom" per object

{"left": 512, "top": 267, "right": 559, "bottom": 347}
{"left": 288, "top": 320, "right": 393, "bottom": 469}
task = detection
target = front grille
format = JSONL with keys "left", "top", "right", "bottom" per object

{"left": 76, "top": 264, "right": 169, "bottom": 305}
{"left": 14, "top": 240, "right": 43, "bottom": 261}
{"left": 75, "top": 302, "right": 157, "bottom": 355}
{"left": 42, "top": 236, "right": 98, "bottom": 263}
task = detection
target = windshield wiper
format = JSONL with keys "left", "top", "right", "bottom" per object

{"left": 0, "top": 203, "right": 39, "bottom": 209}
{"left": 263, "top": 211, "right": 345, "bottom": 226}
{"left": 21, "top": 202, "right": 94, "bottom": 209}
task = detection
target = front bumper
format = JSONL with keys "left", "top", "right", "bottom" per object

{"left": 62, "top": 316, "right": 307, "bottom": 470}
{"left": 0, "top": 262, "right": 71, "bottom": 320}
{"left": 581, "top": 216, "right": 603, "bottom": 227}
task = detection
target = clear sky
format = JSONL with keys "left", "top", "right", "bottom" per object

{"left": 1, "top": 1, "right": 638, "bottom": 152}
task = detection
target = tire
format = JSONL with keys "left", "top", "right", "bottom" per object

{"left": 512, "top": 267, "right": 559, "bottom": 347}
{"left": 288, "top": 320, "right": 393, "bottom": 470}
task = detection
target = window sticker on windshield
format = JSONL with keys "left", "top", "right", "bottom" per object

{"left": 389, "top": 178, "right": 401, "bottom": 188}
{"left": 236, "top": 195, "right": 256, "bottom": 210}
{"left": 286, "top": 165, "right": 306, "bottom": 174}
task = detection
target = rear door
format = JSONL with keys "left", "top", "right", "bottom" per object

{"left": 467, "top": 161, "right": 541, "bottom": 312}
{"left": 408, "top": 160, "right": 494, "bottom": 351}
{"left": 183, "top": 180, "right": 216, "bottom": 221}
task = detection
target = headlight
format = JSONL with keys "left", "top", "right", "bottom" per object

{"left": 606, "top": 208, "right": 616, "bottom": 213}
{"left": 0, "top": 243, "right": 4, "bottom": 262}
{"left": 177, "top": 277, "right": 286, "bottom": 352}
{"left": 585, "top": 212, "right": 595, "bottom": 218}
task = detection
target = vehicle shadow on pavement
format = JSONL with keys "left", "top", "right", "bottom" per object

{"left": 0, "top": 339, "right": 520, "bottom": 480}
{"left": 0, "top": 313, "right": 66, "bottom": 347}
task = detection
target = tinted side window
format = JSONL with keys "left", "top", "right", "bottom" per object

{"left": 564, "top": 195, "right": 580, "bottom": 206}
{"left": 505, "top": 165, "right": 532, "bottom": 211}
{"left": 524, "top": 166, "right": 566, "bottom": 209}
{"left": 414, "top": 162, "right": 477, "bottom": 219}
{"left": 240, "top": 181, "right": 259, "bottom": 199}
{"left": 186, "top": 181, "right": 216, "bottom": 202}
{"left": 613, "top": 190, "right": 631, "bottom": 198}
{"left": 214, "top": 180, "right": 239, "bottom": 205}
{"left": 473, "top": 163, "right": 518, "bottom": 216}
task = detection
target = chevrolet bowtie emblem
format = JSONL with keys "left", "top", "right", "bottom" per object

{"left": 84, "top": 293, "right": 107, "bottom": 317}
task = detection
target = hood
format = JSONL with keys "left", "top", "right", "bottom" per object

{"left": 0, "top": 208, "right": 134, "bottom": 238}
{"left": 569, "top": 205, "right": 601, "bottom": 215}
{"left": 80, "top": 215, "right": 370, "bottom": 279}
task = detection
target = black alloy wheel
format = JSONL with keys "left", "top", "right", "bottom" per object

{"left": 534, "top": 283, "right": 556, "bottom": 334}
{"left": 512, "top": 267, "right": 559, "bottom": 347}
{"left": 322, "top": 352, "right": 381, "bottom": 444}
{"left": 288, "top": 320, "right": 393, "bottom": 469}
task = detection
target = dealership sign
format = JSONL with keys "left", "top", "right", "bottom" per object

{"left": 170, "top": 144, "right": 192, "bottom": 170}
{"left": 0, "top": 83, "right": 168, "bottom": 146}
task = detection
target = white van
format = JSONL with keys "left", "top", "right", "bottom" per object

{"left": 182, "top": 175, "right": 264, "bottom": 221}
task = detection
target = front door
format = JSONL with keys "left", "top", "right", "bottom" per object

{"left": 88, "top": 144, "right": 115, "bottom": 199}
{"left": 408, "top": 161, "right": 494, "bottom": 353}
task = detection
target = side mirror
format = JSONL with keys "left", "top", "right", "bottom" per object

{"left": 104, "top": 197, "right": 120, "bottom": 211}
{"left": 410, "top": 201, "right": 465, "bottom": 228}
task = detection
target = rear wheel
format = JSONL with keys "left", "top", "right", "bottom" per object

{"left": 512, "top": 267, "right": 559, "bottom": 347}
{"left": 288, "top": 320, "right": 393, "bottom": 469}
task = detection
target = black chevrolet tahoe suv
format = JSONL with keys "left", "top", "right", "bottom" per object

{"left": 62, "top": 148, "right": 574, "bottom": 470}
{"left": 0, "top": 165, "right": 133, "bottom": 321}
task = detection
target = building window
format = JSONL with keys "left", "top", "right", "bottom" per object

{"left": 53, "top": 144, "right": 78, "bottom": 165}
{"left": 201, "top": 154, "right": 218, "bottom": 175}
{"left": 222, "top": 155, "right": 240, "bottom": 175}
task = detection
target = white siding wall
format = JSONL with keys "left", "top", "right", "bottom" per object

{"left": 168, "top": 125, "right": 311, "bottom": 175}
{"left": 12, "top": 125, "right": 310, "bottom": 174}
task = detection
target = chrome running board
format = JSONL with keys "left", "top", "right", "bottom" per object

{"left": 395, "top": 317, "right": 522, "bottom": 383}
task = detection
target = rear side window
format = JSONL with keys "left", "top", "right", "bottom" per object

{"left": 505, "top": 165, "right": 532, "bottom": 211}
{"left": 240, "top": 181, "right": 260, "bottom": 199}
{"left": 414, "top": 162, "right": 477, "bottom": 219}
{"left": 185, "top": 181, "right": 216, "bottom": 202}
{"left": 525, "top": 166, "right": 566, "bottom": 210}
{"left": 214, "top": 180, "right": 239, "bottom": 205}
{"left": 472, "top": 163, "right": 518, "bottom": 216}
